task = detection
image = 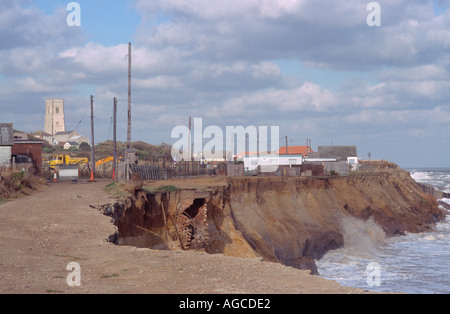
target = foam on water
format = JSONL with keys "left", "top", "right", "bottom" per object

{"left": 317, "top": 168, "right": 450, "bottom": 294}
{"left": 410, "top": 171, "right": 433, "bottom": 182}
{"left": 410, "top": 169, "right": 450, "bottom": 192}
{"left": 339, "top": 216, "right": 386, "bottom": 258}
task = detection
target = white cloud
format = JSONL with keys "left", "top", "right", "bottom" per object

{"left": 219, "top": 82, "right": 339, "bottom": 117}
{"left": 135, "top": 0, "right": 450, "bottom": 69}
{"left": 379, "top": 65, "right": 448, "bottom": 81}
{"left": 1, "top": 0, "right": 450, "bottom": 166}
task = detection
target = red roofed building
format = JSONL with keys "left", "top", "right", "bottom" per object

{"left": 235, "top": 146, "right": 315, "bottom": 159}
{"left": 278, "top": 146, "right": 314, "bottom": 156}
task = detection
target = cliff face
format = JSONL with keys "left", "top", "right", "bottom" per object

{"left": 227, "top": 170, "right": 444, "bottom": 273}
{"left": 98, "top": 169, "right": 445, "bottom": 274}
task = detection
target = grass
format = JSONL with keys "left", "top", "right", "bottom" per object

{"left": 155, "top": 185, "right": 178, "bottom": 192}
{"left": 103, "top": 182, "right": 131, "bottom": 198}
{"left": 0, "top": 167, "right": 44, "bottom": 200}
{"left": 104, "top": 180, "right": 179, "bottom": 197}
{"left": 142, "top": 184, "right": 180, "bottom": 194}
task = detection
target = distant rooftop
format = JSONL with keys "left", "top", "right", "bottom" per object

{"left": 54, "top": 130, "right": 76, "bottom": 136}
{"left": 318, "top": 145, "right": 357, "bottom": 162}
{"left": 278, "top": 146, "right": 314, "bottom": 156}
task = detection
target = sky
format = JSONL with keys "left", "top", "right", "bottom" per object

{"left": 1, "top": 0, "right": 450, "bottom": 168}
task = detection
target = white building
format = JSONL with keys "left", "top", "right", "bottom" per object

{"left": 64, "top": 141, "right": 80, "bottom": 150}
{"left": 244, "top": 154, "right": 303, "bottom": 171}
{"left": 347, "top": 157, "right": 360, "bottom": 171}
{"left": 0, "top": 124, "right": 14, "bottom": 167}
{"left": 53, "top": 130, "right": 89, "bottom": 146}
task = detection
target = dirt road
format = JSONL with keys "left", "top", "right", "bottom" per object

{"left": 0, "top": 180, "right": 369, "bottom": 294}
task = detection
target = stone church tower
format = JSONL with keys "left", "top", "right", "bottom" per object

{"left": 44, "top": 98, "right": 66, "bottom": 136}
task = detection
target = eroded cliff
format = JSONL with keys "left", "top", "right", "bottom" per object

{"left": 97, "top": 169, "right": 445, "bottom": 274}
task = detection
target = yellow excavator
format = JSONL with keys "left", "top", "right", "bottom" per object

{"left": 95, "top": 156, "right": 123, "bottom": 168}
{"left": 46, "top": 155, "right": 88, "bottom": 169}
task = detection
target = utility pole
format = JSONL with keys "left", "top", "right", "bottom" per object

{"left": 188, "top": 117, "right": 192, "bottom": 161}
{"left": 285, "top": 136, "right": 288, "bottom": 155}
{"left": 51, "top": 98, "right": 54, "bottom": 146}
{"left": 89, "top": 95, "right": 96, "bottom": 182}
{"left": 127, "top": 42, "right": 132, "bottom": 150}
{"left": 188, "top": 117, "right": 191, "bottom": 173}
{"left": 113, "top": 97, "right": 117, "bottom": 182}
{"left": 245, "top": 133, "right": 249, "bottom": 156}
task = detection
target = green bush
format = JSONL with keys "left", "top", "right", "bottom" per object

{"left": 155, "top": 185, "right": 178, "bottom": 192}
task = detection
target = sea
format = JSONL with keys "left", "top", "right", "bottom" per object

{"left": 316, "top": 168, "right": 450, "bottom": 294}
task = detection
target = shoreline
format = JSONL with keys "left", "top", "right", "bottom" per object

{"left": 317, "top": 168, "right": 450, "bottom": 294}
{"left": 0, "top": 167, "right": 444, "bottom": 294}
{"left": 101, "top": 169, "right": 445, "bottom": 276}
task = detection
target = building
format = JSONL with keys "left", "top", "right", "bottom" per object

{"left": 317, "top": 146, "right": 357, "bottom": 162}
{"left": 64, "top": 141, "right": 80, "bottom": 150}
{"left": 278, "top": 145, "right": 315, "bottom": 157}
{"left": 244, "top": 154, "right": 303, "bottom": 171}
{"left": 53, "top": 130, "right": 89, "bottom": 146}
{"left": 31, "top": 130, "right": 53, "bottom": 145}
{"left": 314, "top": 146, "right": 358, "bottom": 176}
{"left": 13, "top": 132, "right": 28, "bottom": 141}
{"left": 44, "top": 98, "right": 66, "bottom": 136}
{"left": 12, "top": 139, "right": 44, "bottom": 173}
{"left": 39, "top": 99, "right": 90, "bottom": 147}
{"left": 0, "top": 123, "right": 14, "bottom": 167}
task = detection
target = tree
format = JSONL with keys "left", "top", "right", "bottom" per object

{"left": 79, "top": 142, "right": 90, "bottom": 151}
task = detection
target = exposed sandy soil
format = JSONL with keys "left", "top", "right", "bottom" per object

{"left": 0, "top": 179, "right": 371, "bottom": 294}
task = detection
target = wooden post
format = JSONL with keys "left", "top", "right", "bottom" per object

{"left": 127, "top": 42, "right": 132, "bottom": 150}
{"left": 113, "top": 97, "right": 117, "bottom": 182}
{"left": 89, "top": 95, "right": 96, "bottom": 182}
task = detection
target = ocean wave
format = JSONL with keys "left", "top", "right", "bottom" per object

{"left": 410, "top": 172, "right": 432, "bottom": 182}
{"left": 339, "top": 216, "right": 386, "bottom": 258}
{"left": 318, "top": 172, "right": 450, "bottom": 294}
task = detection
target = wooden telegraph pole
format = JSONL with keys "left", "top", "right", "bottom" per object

{"left": 127, "top": 42, "right": 132, "bottom": 150}
{"left": 125, "top": 42, "right": 132, "bottom": 180}
{"left": 113, "top": 97, "right": 117, "bottom": 182}
{"left": 89, "top": 95, "right": 96, "bottom": 182}
{"left": 285, "top": 136, "right": 288, "bottom": 155}
{"left": 188, "top": 116, "right": 191, "bottom": 174}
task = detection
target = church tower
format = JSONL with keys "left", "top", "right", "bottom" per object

{"left": 44, "top": 98, "right": 66, "bottom": 136}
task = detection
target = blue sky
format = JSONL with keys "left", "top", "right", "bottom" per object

{"left": 434, "top": 0, "right": 449, "bottom": 15}
{"left": 1, "top": 0, "right": 450, "bottom": 167}
{"left": 275, "top": 60, "right": 380, "bottom": 91}
{"left": 33, "top": 0, "right": 140, "bottom": 46}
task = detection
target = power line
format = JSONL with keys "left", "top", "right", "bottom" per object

{"left": 73, "top": 103, "right": 91, "bottom": 131}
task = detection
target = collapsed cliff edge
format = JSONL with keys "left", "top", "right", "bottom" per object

{"left": 95, "top": 168, "right": 446, "bottom": 275}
